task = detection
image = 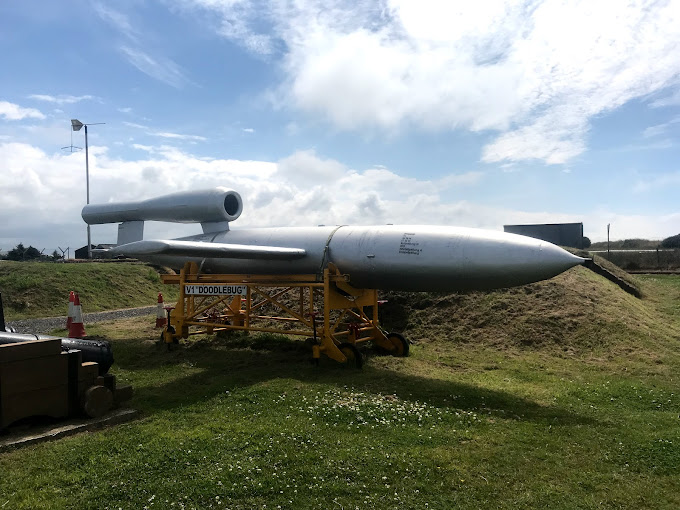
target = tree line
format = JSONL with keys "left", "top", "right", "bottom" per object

{"left": 662, "top": 234, "right": 680, "bottom": 248}
{"left": 589, "top": 234, "right": 680, "bottom": 250}
{"left": 1, "top": 243, "right": 64, "bottom": 261}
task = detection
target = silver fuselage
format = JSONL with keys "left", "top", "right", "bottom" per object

{"left": 138, "top": 225, "right": 583, "bottom": 292}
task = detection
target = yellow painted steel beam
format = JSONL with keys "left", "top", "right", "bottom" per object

{"left": 249, "top": 286, "right": 295, "bottom": 312}
{"left": 183, "top": 321, "right": 314, "bottom": 337}
{"left": 184, "top": 295, "right": 232, "bottom": 320}
{"left": 249, "top": 287, "right": 311, "bottom": 327}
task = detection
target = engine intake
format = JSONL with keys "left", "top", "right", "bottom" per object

{"left": 82, "top": 188, "right": 243, "bottom": 225}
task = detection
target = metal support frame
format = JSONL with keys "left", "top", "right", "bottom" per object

{"left": 85, "top": 125, "right": 91, "bottom": 260}
{"left": 160, "top": 262, "right": 405, "bottom": 365}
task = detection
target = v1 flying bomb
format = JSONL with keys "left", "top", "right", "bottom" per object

{"left": 82, "top": 187, "right": 584, "bottom": 292}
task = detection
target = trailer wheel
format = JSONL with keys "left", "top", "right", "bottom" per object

{"left": 387, "top": 332, "right": 409, "bottom": 357}
{"left": 339, "top": 342, "right": 363, "bottom": 369}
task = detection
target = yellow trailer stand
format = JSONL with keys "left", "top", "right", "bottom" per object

{"left": 160, "top": 262, "right": 409, "bottom": 367}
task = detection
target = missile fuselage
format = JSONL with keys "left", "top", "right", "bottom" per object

{"left": 119, "top": 225, "right": 583, "bottom": 292}
{"left": 83, "top": 189, "right": 584, "bottom": 292}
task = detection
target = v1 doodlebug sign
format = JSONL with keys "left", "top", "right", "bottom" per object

{"left": 184, "top": 284, "right": 248, "bottom": 296}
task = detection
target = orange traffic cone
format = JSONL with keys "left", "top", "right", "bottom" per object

{"left": 69, "top": 293, "right": 87, "bottom": 338}
{"left": 66, "top": 290, "right": 75, "bottom": 329}
{"left": 155, "top": 293, "right": 167, "bottom": 328}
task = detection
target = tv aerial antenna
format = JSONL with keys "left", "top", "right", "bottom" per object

{"left": 61, "top": 129, "right": 82, "bottom": 153}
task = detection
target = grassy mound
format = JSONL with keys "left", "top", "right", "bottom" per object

{"left": 381, "top": 265, "right": 677, "bottom": 362}
{"left": 0, "top": 261, "right": 177, "bottom": 320}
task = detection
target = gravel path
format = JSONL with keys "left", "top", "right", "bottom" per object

{"left": 6, "top": 306, "right": 157, "bottom": 334}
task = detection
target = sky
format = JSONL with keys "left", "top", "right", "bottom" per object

{"left": 1, "top": 0, "right": 680, "bottom": 255}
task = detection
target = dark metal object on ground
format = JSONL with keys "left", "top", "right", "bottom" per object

{"left": 0, "top": 292, "right": 5, "bottom": 332}
{"left": 0, "top": 292, "right": 13, "bottom": 333}
{"left": 0, "top": 333, "right": 113, "bottom": 374}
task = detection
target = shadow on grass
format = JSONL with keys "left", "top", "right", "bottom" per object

{"left": 113, "top": 333, "right": 596, "bottom": 427}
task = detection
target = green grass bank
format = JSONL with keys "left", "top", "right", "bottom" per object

{"left": 0, "top": 261, "right": 177, "bottom": 320}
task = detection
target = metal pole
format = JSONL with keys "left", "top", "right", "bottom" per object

{"left": 85, "top": 125, "right": 91, "bottom": 259}
{"left": 604, "top": 223, "right": 611, "bottom": 260}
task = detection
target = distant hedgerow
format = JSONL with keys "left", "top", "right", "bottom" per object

{"left": 661, "top": 234, "right": 680, "bottom": 249}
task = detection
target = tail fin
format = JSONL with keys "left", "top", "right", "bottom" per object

{"left": 117, "top": 221, "right": 144, "bottom": 245}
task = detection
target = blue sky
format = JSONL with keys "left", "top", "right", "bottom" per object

{"left": 1, "top": 0, "right": 679, "bottom": 254}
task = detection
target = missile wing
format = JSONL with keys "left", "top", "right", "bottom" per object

{"left": 109, "top": 239, "right": 306, "bottom": 260}
{"left": 83, "top": 188, "right": 585, "bottom": 292}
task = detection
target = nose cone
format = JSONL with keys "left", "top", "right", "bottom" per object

{"left": 499, "top": 233, "right": 585, "bottom": 287}
{"left": 537, "top": 242, "right": 585, "bottom": 272}
{"left": 329, "top": 225, "right": 587, "bottom": 292}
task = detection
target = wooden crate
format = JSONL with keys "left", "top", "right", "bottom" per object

{"left": 0, "top": 340, "right": 69, "bottom": 428}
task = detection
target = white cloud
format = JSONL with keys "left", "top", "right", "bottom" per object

{"left": 0, "top": 101, "right": 45, "bottom": 121}
{"left": 0, "top": 140, "right": 675, "bottom": 251}
{"left": 284, "top": 122, "right": 300, "bottom": 136}
{"left": 437, "top": 171, "right": 484, "bottom": 189}
{"left": 93, "top": 2, "right": 139, "bottom": 41}
{"left": 124, "top": 121, "right": 206, "bottom": 141}
{"left": 184, "top": 0, "right": 275, "bottom": 54}
{"left": 650, "top": 88, "right": 680, "bottom": 108}
{"left": 633, "top": 171, "right": 680, "bottom": 193}
{"left": 584, "top": 210, "right": 680, "bottom": 242}
{"left": 179, "top": 0, "right": 680, "bottom": 164}
{"left": 28, "top": 94, "right": 95, "bottom": 105}
{"left": 242, "top": 127, "right": 255, "bottom": 133}
{"left": 610, "top": 139, "right": 674, "bottom": 152}
{"left": 119, "top": 46, "right": 191, "bottom": 88}
{"left": 482, "top": 107, "right": 588, "bottom": 164}
{"left": 154, "top": 132, "right": 207, "bottom": 141}
{"left": 643, "top": 116, "right": 680, "bottom": 139}
{"left": 123, "top": 121, "right": 148, "bottom": 130}
{"left": 276, "top": 149, "right": 346, "bottom": 182}
{"left": 93, "top": 3, "right": 191, "bottom": 88}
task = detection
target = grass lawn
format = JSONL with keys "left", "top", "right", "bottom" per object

{"left": 1, "top": 272, "right": 679, "bottom": 509}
